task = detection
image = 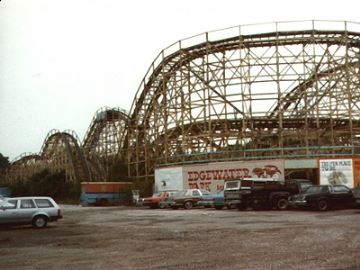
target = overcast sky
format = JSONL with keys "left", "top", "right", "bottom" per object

{"left": 0, "top": 0, "right": 359, "bottom": 161}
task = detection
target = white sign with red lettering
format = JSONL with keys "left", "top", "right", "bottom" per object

{"left": 155, "top": 160, "right": 284, "bottom": 193}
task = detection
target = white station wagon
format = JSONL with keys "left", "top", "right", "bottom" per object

{"left": 0, "top": 196, "right": 62, "bottom": 228}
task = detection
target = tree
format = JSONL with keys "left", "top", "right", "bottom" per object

{"left": 108, "top": 158, "right": 129, "bottom": 181}
{"left": 10, "top": 169, "right": 80, "bottom": 201}
{"left": 0, "top": 153, "right": 10, "bottom": 171}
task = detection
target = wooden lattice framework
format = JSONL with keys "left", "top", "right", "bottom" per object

{"left": 82, "top": 107, "right": 129, "bottom": 179}
{"left": 126, "top": 21, "right": 360, "bottom": 182}
{"left": 2, "top": 107, "right": 129, "bottom": 184}
{"left": 2, "top": 130, "right": 90, "bottom": 184}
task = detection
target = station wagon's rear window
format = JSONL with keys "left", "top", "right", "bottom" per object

{"left": 35, "top": 199, "right": 54, "bottom": 208}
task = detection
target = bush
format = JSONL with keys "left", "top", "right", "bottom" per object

{"left": 9, "top": 169, "right": 80, "bottom": 201}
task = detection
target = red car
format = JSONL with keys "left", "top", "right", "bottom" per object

{"left": 142, "top": 191, "right": 176, "bottom": 209}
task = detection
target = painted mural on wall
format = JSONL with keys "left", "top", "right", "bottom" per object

{"left": 155, "top": 160, "right": 285, "bottom": 193}
{"left": 154, "top": 166, "right": 183, "bottom": 192}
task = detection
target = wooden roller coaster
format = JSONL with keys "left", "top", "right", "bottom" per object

{"left": 1, "top": 21, "right": 360, "bottom": 187}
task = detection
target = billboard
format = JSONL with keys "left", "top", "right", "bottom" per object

{"left": 319, "top": 159, "right": 354, "bottom": 188}
{"left": 155, "top": 160, "right": 285, "bottom": 193}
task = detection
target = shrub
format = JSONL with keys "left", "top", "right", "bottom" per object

{"left": 9, "top": 169, "right": 80, "bottom": 201}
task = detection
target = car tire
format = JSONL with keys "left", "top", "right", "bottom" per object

{"left": 159, "top": 203, "right": 166, "bottom": 209}
{"left": 251, "top": 204, "right": 263, "bottom": 211}
{"left": 32, "top": 215, "right": 48, "bottom": 228}
{"left": 276, "top": 198, "right": 288, "bottom": 210}
{"left": 214, "top": 205, "right": 224, "bottom": 210}
{"left": 317, "top": 199, "right": 329, "bottom": 211}
{"left": 184, "top": 201, "right": 193, "bottom": 210}
{"left": 237, "top": 203, "right": 247, "bottom": 211}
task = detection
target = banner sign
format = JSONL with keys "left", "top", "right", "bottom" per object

{"left": 319, "top": 159, "right": 354, "bottom": 188}
{"left": 183, "top": 160, "right": 284, "bottom": 192}
{"left": 155, "top": 160, "right": 284, "bottom": 193}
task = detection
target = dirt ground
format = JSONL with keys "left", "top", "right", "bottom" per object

{"left": 1, "top": 205, "right": 360, "bottom": 270}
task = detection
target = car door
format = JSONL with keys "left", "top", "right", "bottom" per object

{"left": 192, "top": 190, "right": 201, "bottom": 203}
{"left": 0, "top": 199, "right": 19, "bottom": 224}
{"left": 18, "top": 199, "right": 37, "bottom": 222}
{"left": 331, "top": 186, "right": 354, "bottom": 207}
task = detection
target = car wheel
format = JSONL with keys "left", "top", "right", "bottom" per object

{"left": 276, "top": 198, "right": 288, "bottom": 210}
{"left": 251, "top": 204, "right": 263, "bottom": 211}
{"left": 184, "top": 201, "right": 193, "bottom": 210}
{"left": 226, "top": 204, "right": 235, "bottom": 210}
{"left": 159, "top": 203, "right": 166, "bottom": 209}
{"left": 32, "top": 216, "right": 48, "bottom": 228}
{"left": 214, "top": 205, "right": 224, "bottom": 210}
{"left": 317, "top": 200, "right": 329, "bottom": 211}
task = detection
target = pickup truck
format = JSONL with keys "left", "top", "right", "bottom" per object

{"left": 224, "top": 178, "right": 313, "bottom": 210}
{"left": 168, "top": 189, "right": 215, "bottom": 210}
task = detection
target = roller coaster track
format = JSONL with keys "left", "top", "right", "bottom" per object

{"left": 82, "top": 107, "right": 129, "bottom": 178}
{"left": 2, "top": 130, "right": 90, "bottom": 183}
{"left": 126, "top": 21, "right": 360, "bottom": 179}
{"left": 2, "top": 21, "right": 360, "bottom": 185}
{"left": 2, "top": 107, "right": 129, "bottom": 184}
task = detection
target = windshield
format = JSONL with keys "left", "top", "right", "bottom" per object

{"left": 0, "top": 199, "right": 16, "bottom": 208}
{"left": 225, "top": 181, "right": 239, "bottom": 189}
{"left": 176, "top": 190, "right": 188, "bottom": 196}
{"left": 200, "top": 190, "right": 211, "bottom": 195}
{"left": 300, "top": 182, "right": 313, "bottom": 192}
{"left": 305, "top": 186, "right": 329, "bottom": 194}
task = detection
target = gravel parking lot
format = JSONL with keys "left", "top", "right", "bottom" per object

{"left": 1, "top": 205, "right": 360, "bottom": 270}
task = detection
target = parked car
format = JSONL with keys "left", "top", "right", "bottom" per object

{"left": 0, "top": 196, "right": 62, "bottom": 228}
{"left": 288, "top": 185, "right": 356, "bottom": 211}
{"left": 158, "top": 191, "right": 179, "bottom": 209}
{"left": 212, "top": 190, "right": 237, "bottom": 210}
{"left": 142, "top": 191, "right": 177, "bottom": 209}
{"left": 213, "top": 190, "right": 225, "bottom": 210}
{"left": 197, "top": 190, "right": 218, "bottom": 208}
{"left": 0, "top": 187, "right": 11, "bottom": 198}
{"left": 169, "top": 189, "right": 213, "bottom": 209}
{"left": 353, "top": 187, "right": 360, "bottom": 207}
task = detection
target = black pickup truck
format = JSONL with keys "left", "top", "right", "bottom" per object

{"left": 224, "top": 178, "right": 313, "bottom": 210}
